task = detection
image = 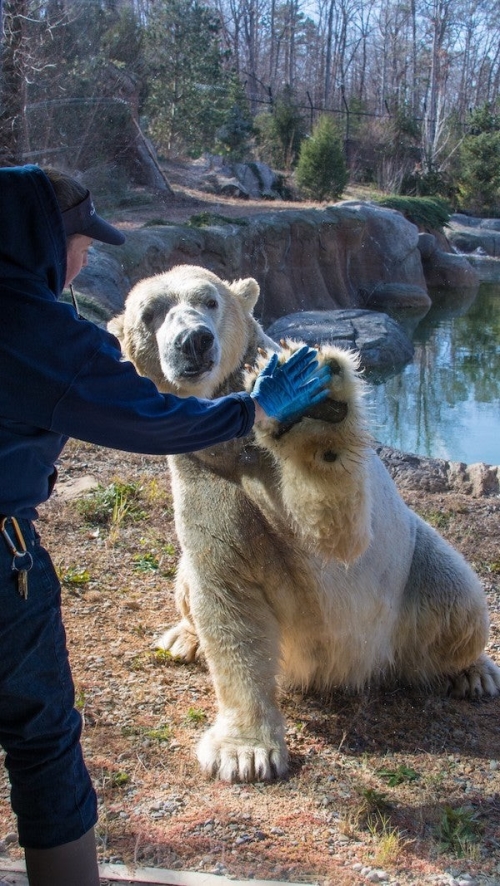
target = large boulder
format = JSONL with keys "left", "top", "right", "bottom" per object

{"left": 188, "top": 155, "right": 284, "bottom": 200}
{"left": 465, "top": 253, "right": 500, "bottom": 283}
{"left": 75, "top": 201, "right": 481, "bottom": 335}
{"left": 447, "top": 226, "right": 500, "bottom": 258}
{"left": 364, "top": 282, "right": 431, "bottom": 323}
{"left": 450, "top": 214, "right": 500, "bottom": 233}
{"left": 266, "top": 308, "right": 414, "bottom": 375}
{"left": 417, "top": 231, "right": 480, "bottom": 291}
{"left": 446, "top": 215, "right": 500, "bottom": 284}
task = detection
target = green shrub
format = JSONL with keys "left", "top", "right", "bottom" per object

{"left": 75, "top": 481, "right": 145, "bottom": 525}
{"left": 295, "top": 115, "right": 348, "bottom": 201}
{"left": 214, "top": 78, "right": 254, "bottom": 161}
{"left": 376, "top": 195, "right": 451, "bottom": 231}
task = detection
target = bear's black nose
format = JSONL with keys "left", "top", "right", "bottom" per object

{"left": 176, "top": 327, "right": 214, "bottom": 358}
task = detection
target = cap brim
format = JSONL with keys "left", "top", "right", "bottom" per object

{"left": 85, "top": 214, "right": 126, "bottom": 245}
{"left": 62, "top": 190, "right": 126, "bottom": 245}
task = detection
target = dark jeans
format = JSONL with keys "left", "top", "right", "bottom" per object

{"left": 0, "top": 519, "right": 97, "bottom": 849}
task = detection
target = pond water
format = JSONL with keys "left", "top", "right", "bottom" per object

{"left": 366, "top": 283, "right": 500, "bottom": 465}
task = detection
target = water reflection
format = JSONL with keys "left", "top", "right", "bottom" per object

{"left": 367, "top": 284, "right": 500, "bottom": 465}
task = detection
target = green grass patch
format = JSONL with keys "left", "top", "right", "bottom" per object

{"left": 111, "top": 771, "right": 130, "bottom": 787}
{"left": 418, "top": 509, "right": 453, "bottom": 530}
{"left": 188, "top": 212, "right": 248, "bottom": 228}
{"left": 76, "top": 481, "right": 146, "bottom": 526}
{"left": 436, "top": 805, "right": 482, "bottom": 857}
{"left": 142, "top": 218, "right": 177, "bottom": 227}
{"left": 185, "top": 707, "right": 207, "bottom": 725}
{"left": 121, "top": 723, "right": 172, "bottom": 742}
{"left": 59, "top": 565, "right": 91, "bottom": 586}
{"left": 133, "top": 552, "right": 160, "bottom": 572}
{"left": 378, "top": 764, "right": 419, "bottom": 786}
{"left": 74, "top": 689, "right": 86, "bottom": 711}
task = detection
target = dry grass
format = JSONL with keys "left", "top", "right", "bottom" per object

{"left": 1, "top": 438, "right": 498, "bottom": 886}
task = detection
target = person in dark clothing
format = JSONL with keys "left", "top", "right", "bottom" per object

{"left": 0, "top": 164, "right": 331, "bottom": 885}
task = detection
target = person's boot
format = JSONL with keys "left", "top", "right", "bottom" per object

{"left": 24, "top": 827, "right": 99, "bottom": 886}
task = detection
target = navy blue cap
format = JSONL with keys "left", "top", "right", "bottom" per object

{"left": 62, "top": 190, "right": 125, "bottom": 245}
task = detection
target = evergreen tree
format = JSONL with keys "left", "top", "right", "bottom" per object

{"left": 144, "top": 0, "right": 231, "bottom": 157}
{"left": 254, "top": 86, "right": 305, "bottom": 171}
{"left": 214, "top": 76, "right": 253, "bottom": 160}
{"left": 295, "top": 114, "right": 348, "bottom": 201}
{"left": 458, "top": 103, "right": 500, "bottom": 216}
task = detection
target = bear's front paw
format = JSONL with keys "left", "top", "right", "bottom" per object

{"left": 155, "top": 619, "right": 199, "bottom": 663}
{"left": 447, "top": 653, "right": 500, "bottom": 698}
{"left": 246, "top": 342, "right": 367, "bottom": 440}
{"left": 197, "top": 725, "right": 289, "bottom": 783}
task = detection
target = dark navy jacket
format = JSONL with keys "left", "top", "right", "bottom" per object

{"left": 0, "top": 165, "right": 255, "bottom": 519}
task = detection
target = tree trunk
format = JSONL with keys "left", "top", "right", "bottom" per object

{"left": 0, "top": 0, "right": 29, "bottom": 163}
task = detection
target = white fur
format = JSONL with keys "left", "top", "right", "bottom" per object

{"left": 109, "top": 265, "right": 500, "bottom": 784}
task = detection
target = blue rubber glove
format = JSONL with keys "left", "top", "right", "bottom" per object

{"left": 251, "top": 346, "right": 332, "bottom": 422}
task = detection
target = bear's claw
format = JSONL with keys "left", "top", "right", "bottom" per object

{"left": 156, "top": 620, "right": 199, "bottom": 663}
{"left": 197, "top": 729, "right": 289, "bottom": 783}
{"left": 447, "top": 654, "right": 500, "bottom": 698}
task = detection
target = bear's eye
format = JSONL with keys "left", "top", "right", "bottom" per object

{"left": 323, "top": 450, "right": 337, "bottom": 462}
{"left": 206, "top": 298, "right": 218, "bottom": 309}
{"left": 141, "top": 307, "right": 156, "bottom": 327}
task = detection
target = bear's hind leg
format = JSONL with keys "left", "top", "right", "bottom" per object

{"left": 397, "top": 519, "right": 500, "bottom": 698}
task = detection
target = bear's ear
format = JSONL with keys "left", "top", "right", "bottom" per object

{"left": 108, "top": 314, "right": 125, "bottom": 343}
{"left": 230, "top": 277, "right": 260, "bottom": 312}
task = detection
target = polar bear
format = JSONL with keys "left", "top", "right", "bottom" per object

{"left": 108, "top": 264, "right": 500, "bottom": 784}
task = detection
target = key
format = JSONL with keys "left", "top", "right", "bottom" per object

{"left": 12, "top": 551, "right": 33, "bottom": 600}
{"left": 17, "top": 569, "right": 29, "bottom": 599}
{"left": 12, "top": 551, "right": 32, "bottom": 600}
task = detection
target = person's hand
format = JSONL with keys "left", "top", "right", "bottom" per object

{"left": 250, "top": 346, "right": 332, "bottom": 423}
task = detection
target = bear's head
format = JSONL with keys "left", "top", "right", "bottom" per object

{"left": 108, "top": 265, "right": 277, "bottom": 399}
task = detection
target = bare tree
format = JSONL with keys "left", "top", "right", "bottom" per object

{"left": 420, "top": 0, "right": 454, "bottom": 172}
{"left": 1, "top": 0, "right": 31, "bottom": 162}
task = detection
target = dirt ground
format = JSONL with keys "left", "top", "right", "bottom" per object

{"left": 0, "top": 437, "right": 498, "bottom": 886}
{"left": 109, "top": 157, "right": 348, "bottom": 229}
{"left": 0, "top": 178, "right": 499, "bottom": 886}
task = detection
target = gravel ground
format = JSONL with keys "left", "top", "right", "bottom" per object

{"left": 1, "top": 438, "right": 498, "bottom": 886}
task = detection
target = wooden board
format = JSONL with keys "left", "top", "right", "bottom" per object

{"left": 0, "top": 859, "right": 314, "bottom": 886}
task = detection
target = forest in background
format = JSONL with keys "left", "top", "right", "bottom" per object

{"left": 1, "top": 0, "right": 499, "bottom": 213}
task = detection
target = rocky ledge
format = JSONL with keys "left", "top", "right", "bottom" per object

{"left": 378, "top": 446, "right": 500, "bottom": 497}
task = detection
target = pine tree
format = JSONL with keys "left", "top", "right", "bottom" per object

{"left": 214, "top": 77, "right": 253, "bottom": 161}
{"left": 458, "top": 103, "right": 500, "bottom": 216}
{"left": 295, "top": 115, "right": 348, "bottom": 201}
{"left": 254, "top": 87, "right": 305, "bottom": 171}
{"left": 144, "top": 0, "right": 231, "bottom": 157}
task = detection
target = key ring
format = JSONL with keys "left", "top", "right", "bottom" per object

{"left": 12, "top": 550, "right": 34, "bottom": 573}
